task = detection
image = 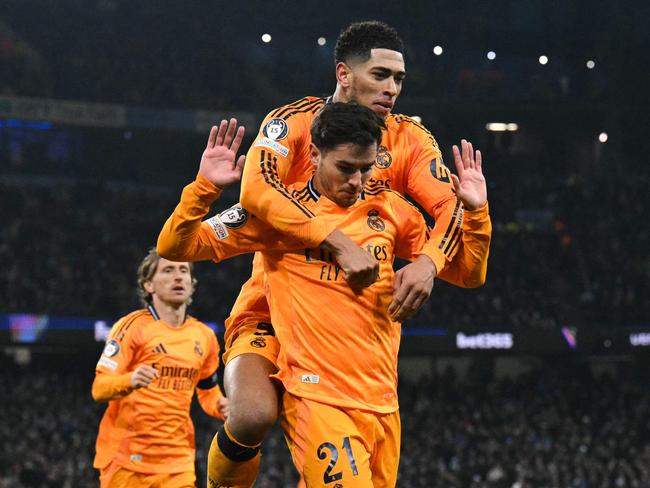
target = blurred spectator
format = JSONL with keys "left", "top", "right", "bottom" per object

{"left": 2, "top": 355, "right": 650, "bottom": 487}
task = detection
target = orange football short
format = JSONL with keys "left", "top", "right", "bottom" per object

{"left": 281, "top": 392, "right": 401, "bottom": 488}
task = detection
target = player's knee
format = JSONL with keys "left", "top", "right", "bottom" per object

{"left": 227, "top": 398, "right": 278, "bottom": 445}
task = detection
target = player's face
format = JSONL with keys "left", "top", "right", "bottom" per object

{"left": 348, "top": 48, "right": 405, "bottom": 118}
{"left": 311, "top": 142, "right": 377, "bottom": 207}
{"left": 145, "top": 258, "right": 193, "bottom": 307}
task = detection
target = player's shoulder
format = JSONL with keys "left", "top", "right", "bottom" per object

{"left": 362, "top": 181, "right": 416, "bottom": 209}
{"left": 187, "top": 316, "right": 219, "bottom": 341}
{"left": 387, "top": 113, "right": 440, "bottom": 148}
{"left": 259, "top": 96, "right": 325, "bottom": 142}
{"left": 267, "top": 96, "right": 327, "bottom": 121}
{"left": 109, "top": 308, "right": 152, "bottom": 341}
{"left": 290, "top": 181, "right": 318, "bottom": 205}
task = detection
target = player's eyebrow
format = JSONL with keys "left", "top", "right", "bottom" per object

{"left": 371, "top": 66, "right": 407, "bottom": 78}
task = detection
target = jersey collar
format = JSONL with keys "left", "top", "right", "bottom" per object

{"left": 307, "top": 178, "right": 321, "bottom": 201}
{"left": 307, "top": 177, "right": 368, "bottom": 204}
{"left": 147, "top": 304, "right": 160, "bottom": 320}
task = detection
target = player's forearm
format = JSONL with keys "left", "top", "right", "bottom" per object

{"left": 240, "top": 150, "right": 335, "bottom": 247}
{"left": 91, "top": 372, "right": 134, "bottom": 402}
{"left": 197, "top": 385, "right": 226, "bottom": 420}
{"left": 418, "top": 197, "right": 464, "bottom": 274}
{"left": 158, "top": 173, "right": 222, "bottom": 261}
{"left": 320, "top": 228, "right": 359, "bottom": 255}
{"left": 438, "top": 203, "right": 491, "bottom": 288}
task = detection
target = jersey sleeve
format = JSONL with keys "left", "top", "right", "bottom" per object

{"left": 196, "top": 327, "right": 226, "bottom": 420}
{"left": 391, "top": 194, "right": 429, "bottom": 261}
{"left": 239, "top": 100, "right": 336, "bottom": 247}
{"left": 91, "top": 315, "right": 140, "bottom": 402}
{"left": 402, "top": 121, "right": 463, "bottom": 274}
{"left": 437, "top": 203, "right": 492, "bottom": 288}
{"left": 157, "top": 172, "right": 301, "bottom": 263}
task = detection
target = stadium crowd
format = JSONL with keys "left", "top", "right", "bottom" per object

{"left": 1, "top": 354, "right": 649, "bottom": 487}
{"left": 1, "top": 143, "right": 647, "bottom": 330}
{"left": 0, "top": 1, "right": 618, "bottom": 110}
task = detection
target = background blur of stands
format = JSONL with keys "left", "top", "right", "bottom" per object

{"left": 3, "top": 313, "right": 650, "bottom": 357}
{"left": 1, "top": 0, "right": 648, "bottom": 356}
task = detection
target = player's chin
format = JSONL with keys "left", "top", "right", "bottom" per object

{"left": 336, "top": 194, "right": 358, "bottom": 207}
{"left": 166, "top": 294, "right": 190, "bottom": 306}
{"left": 372, "top": 104, "right": 391, "bottom": 118}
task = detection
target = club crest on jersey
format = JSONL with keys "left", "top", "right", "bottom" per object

{"left": 375, "top": 145, "right": 392, "bottom": 169}
{"left": 102, "top": 339, "right": 120, "bottom": 357}
{"left": 250, "top": 337, "right": 267, "bottom": 348}
{"left": 194, "top": 341, "right": 203, "bottom": 357}
{"left": 367, "top": 209, "right": 385, "bottom": 232}
{"left": 219, "top": 205, "right": 248, "bottom": 228}
{"left": 262, "top": 118, "right": 289, "bottom": 141}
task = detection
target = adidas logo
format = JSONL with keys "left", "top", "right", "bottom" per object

{"left": 152, "top": 343, "right": 167, "bottom": 354}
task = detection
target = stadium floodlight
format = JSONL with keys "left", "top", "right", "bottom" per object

{"left": 317, "top": 37, "right": 326, "bottom": 46}
{"left": 487, "top": 51, "right": 496, "bottom": 60}
{"left": 599, "top": 132, "right": 608, "bottom": 143}
{"left": 539, "top": 55, "right": 549, "bottom": 65}
{"left": 433, "top": 45, "right": 443, "bottom": 56}
{"left": 261, "top": 33, "right": 272, "bottom": 43}
{"left": 586, "top": 60, "right": 595, "bottom": 69}
{"left": 486, "top": 123, "right": 519, "bottom": 132}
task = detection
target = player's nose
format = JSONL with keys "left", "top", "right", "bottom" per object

{"left": 384, "top": 78, "right": 398, "bottom": 97}
{"left": 348, "top": 171, "right": 363, "bottom": 190}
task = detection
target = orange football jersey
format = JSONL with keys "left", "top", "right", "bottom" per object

{"left": 161, "top": 174, "right": 428, "bottom": 412}
{"left": 93, "top": 306, "right": 222, "bottom": 474}
{"left": 240, "top": 96, "right": 463, "bottom": 272}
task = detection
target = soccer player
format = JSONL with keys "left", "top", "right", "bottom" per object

{"left": 157, "top": 103, "right": 491, "bottom": 486}
{"left": 205, "top": 20, "right": 492, "bottom": 487}
{"left": 91, "top": 250, "right": 229, "bottom": 488}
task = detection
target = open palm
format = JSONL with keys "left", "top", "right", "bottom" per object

{"left": 199, "top": 118, "right": 246, "bottom": 189}
{"left": 450, "top": 139, "right": 487, "bottom": 210}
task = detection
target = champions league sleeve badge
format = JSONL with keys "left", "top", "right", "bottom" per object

{"left": 219, "top": 205, "right": 249, "bottom": 228}
{"left": 262, "top": 118, "right": 289, "bottom": 141}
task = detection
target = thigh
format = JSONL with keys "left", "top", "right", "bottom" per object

{"left": 370, "top": 411, "right": 401, "bottom": 488}
{"left": 281, "top": 393, "right": 374, "bottom": 488}
{"left": 224, "top": 352, "right": 281, "bottom": 411}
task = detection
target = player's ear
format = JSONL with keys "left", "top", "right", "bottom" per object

{"left": 143, "top": 280, "right": 155, "bottom": 295}
{"left": 309, "top": 143, "right": 321, "bottom": 169}
{"left": 336, "top": 62, "right": 352, "bottom": 88}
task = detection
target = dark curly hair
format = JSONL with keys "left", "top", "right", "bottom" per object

{"left": 311, "top": 102, "right": 385, "bottom": 153}
{"left": 334, "top": 21, "right": 404, "bottom": 64}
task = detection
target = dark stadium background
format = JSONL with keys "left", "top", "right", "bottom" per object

{"left": 1, "top": 1, "right": 649, "bottom": 486}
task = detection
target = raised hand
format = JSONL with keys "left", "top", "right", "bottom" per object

{"left": 450, "top": 139, "right": 487, "bottom": 211}
{"left": 199, "top": 118, "right": 246, "bottom": 189}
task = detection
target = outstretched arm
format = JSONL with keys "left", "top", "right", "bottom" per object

{"left": 438, "top": 139, "right": 491, "bottom": 288}
{"left": 389, "top": 138, "right": 490, "bottom": 320}
{"left": 158, "top": 119, "right": 247, "bottom": 262}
